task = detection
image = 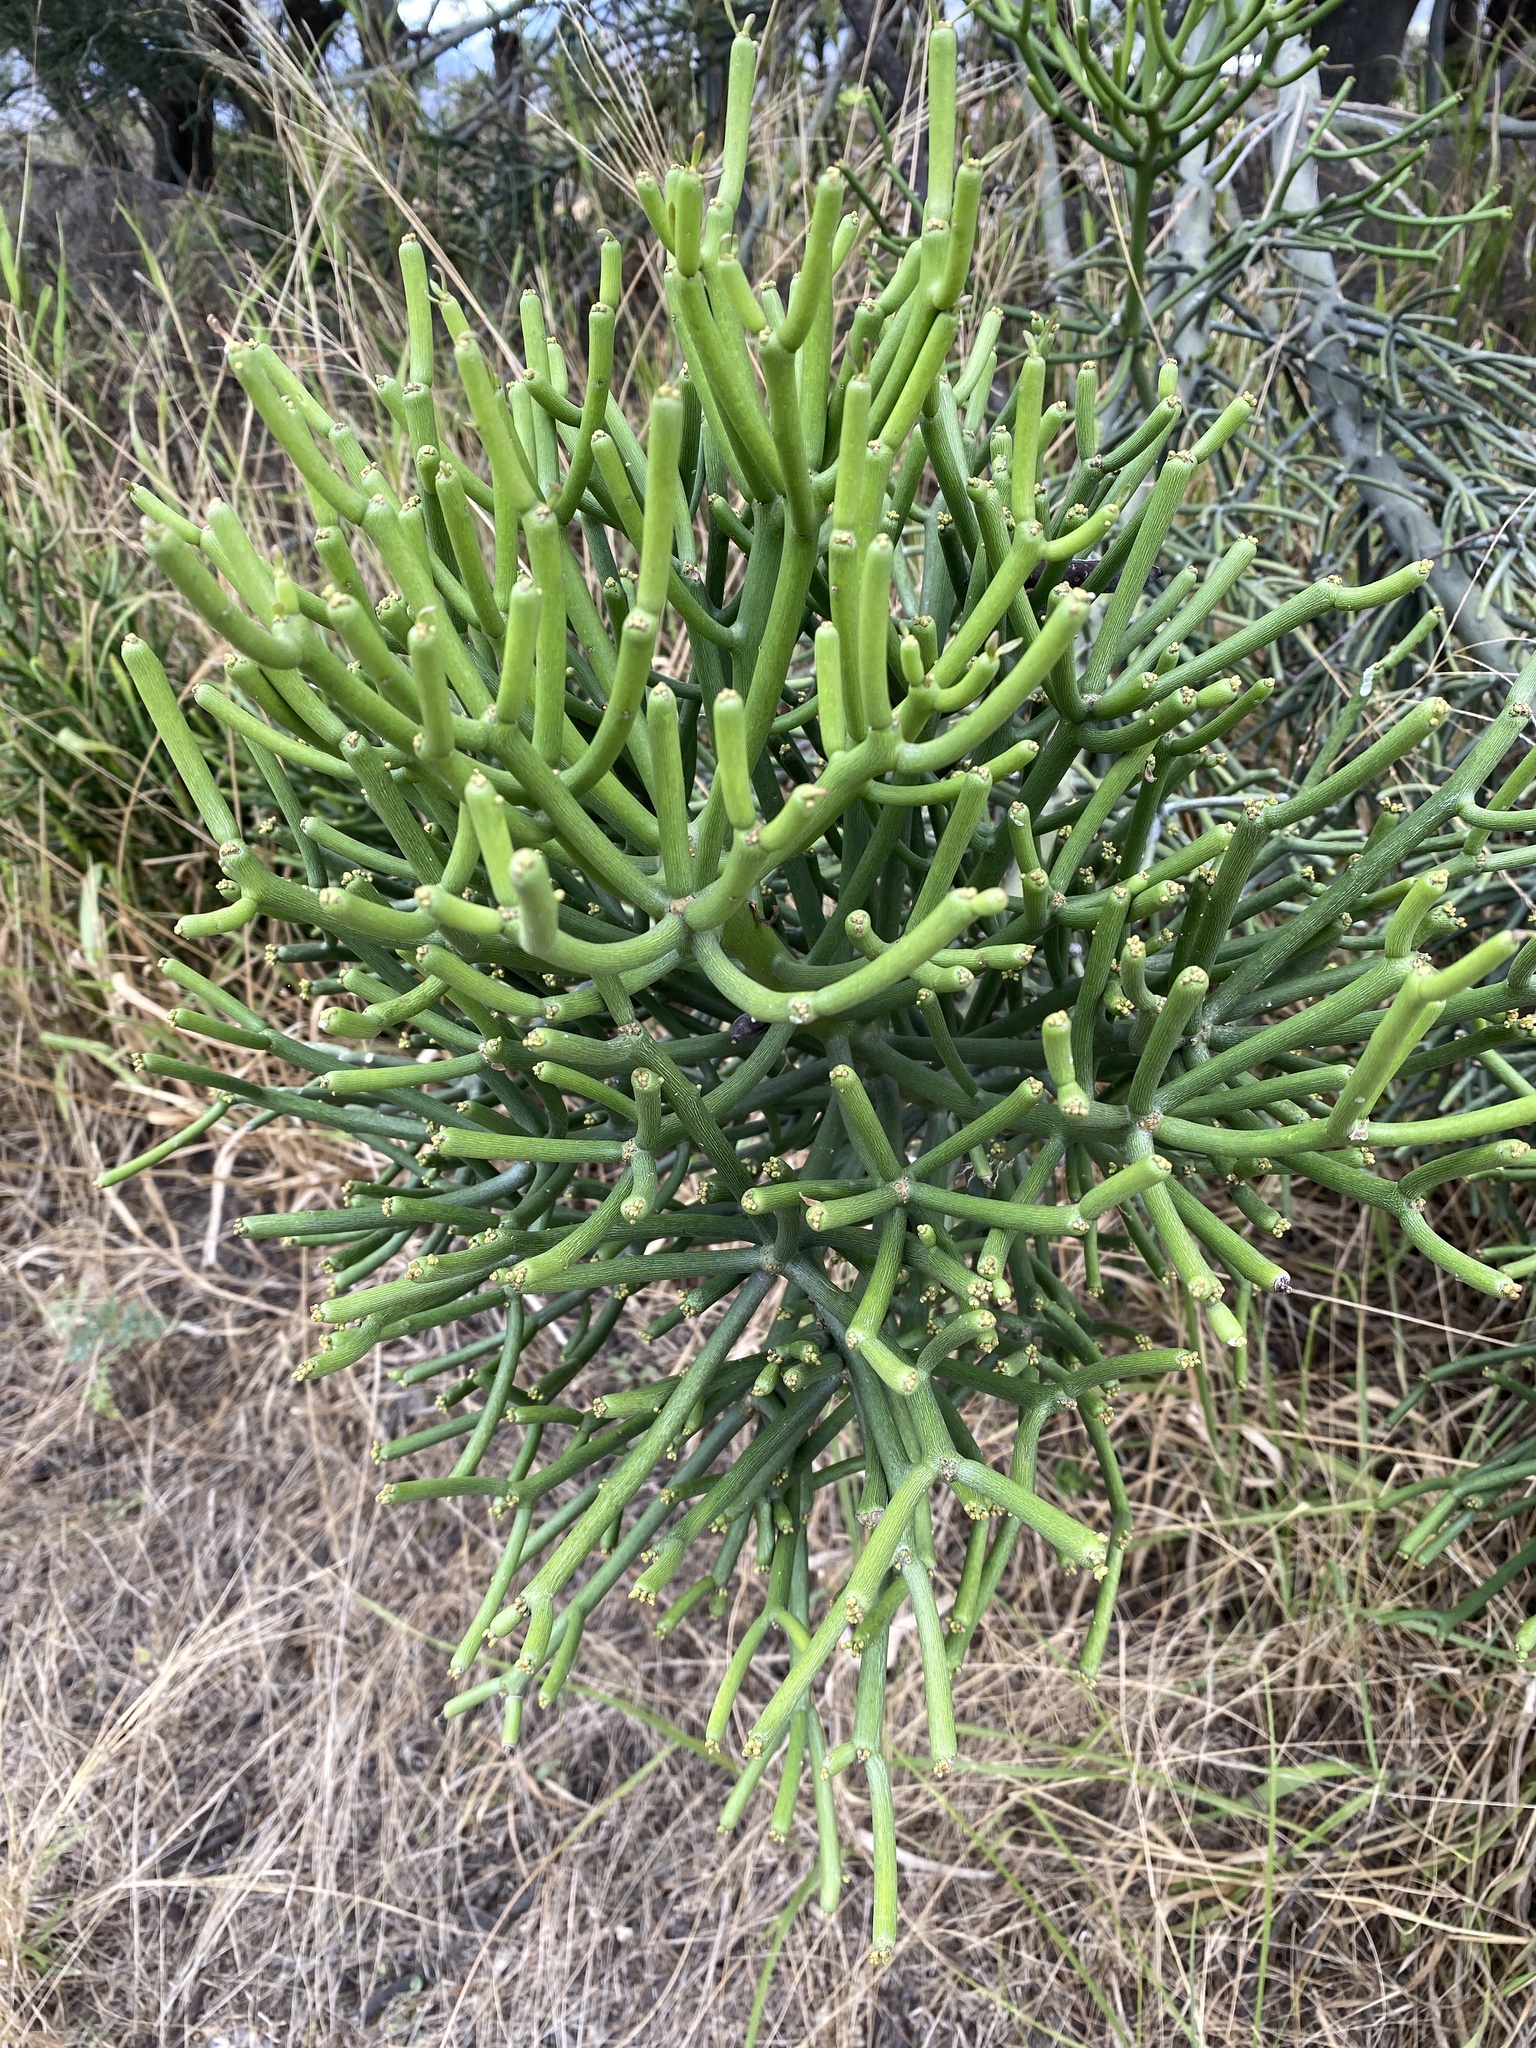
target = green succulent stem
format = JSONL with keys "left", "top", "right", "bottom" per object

{"left": 114, "top": 20, "right": 1536, "bottom": 1957}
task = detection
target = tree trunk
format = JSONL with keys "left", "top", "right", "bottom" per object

{"left": 1310, "top": 0, "right": 1421, "bottom": 104}
{"left": 1274, "top": 39, "right": 1515, "bottom": 672}
{"left": 147, "top": 90, "right": 214, "bottom": 188}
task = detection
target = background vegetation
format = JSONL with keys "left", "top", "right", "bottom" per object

{"left": 7, "top": 2, "right": 1536, "bottom": 2041}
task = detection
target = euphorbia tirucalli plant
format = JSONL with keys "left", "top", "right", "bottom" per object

{"left": 114, "top": 25, "right": 1536, "bottom": 1958}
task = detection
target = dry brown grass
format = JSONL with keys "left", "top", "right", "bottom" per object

{"left": 5, "top": 896, "right": 1536, "bottom": 2048}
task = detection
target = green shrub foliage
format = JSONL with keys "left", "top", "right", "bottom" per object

{"left": 120, "top": 27, "right": 1536, "bottom": 1954}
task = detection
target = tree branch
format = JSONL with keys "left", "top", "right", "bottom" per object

{"left": 1273, "top": 41, "right": 1520, "bottom": 675}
